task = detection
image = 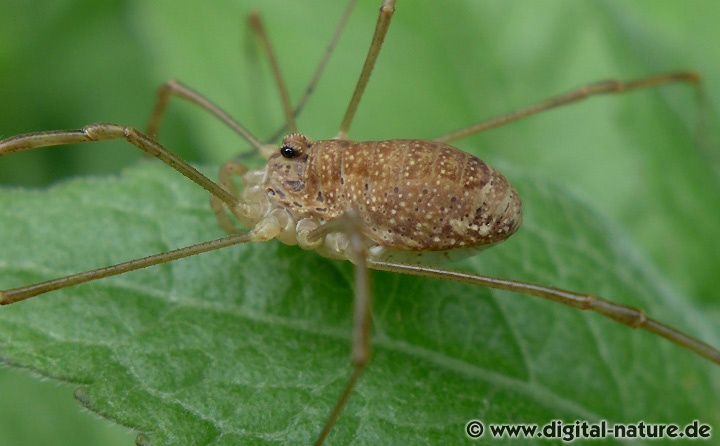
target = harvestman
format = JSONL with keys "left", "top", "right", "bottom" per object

{"left": 1, "top": 1, "right": 718, "bottom": 444}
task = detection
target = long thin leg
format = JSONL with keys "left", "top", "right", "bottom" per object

{"left": 0, "top": 123, "right": 237, "bottom": 209}
{"left": 265, "top": 0, "right": 358, "bottom": 142}
{"left": 146, "top": 2, "right": 360, "bottom": 154}
{"left": 336, "top": 0, "right": 396, "bottom": 140}
{"left": 314, "top": 219, "right": 373, "bottom": 446}
{"left": 368, "top": 259, "right": 720, "bottom": 366}
{"left": 248, "top": 12, "right": 297, "bottom": 134}
{"left": 145, "top": 79, "right": 268, "bottom": 154}
{"left": 433, "top": 72, "right": 700, "bottom": 143}
{"left": 0, "top": 233, "right": 256, "bottom": 305}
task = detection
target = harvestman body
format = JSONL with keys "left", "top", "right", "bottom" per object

{"left": 229, "top": 133, "right": 521, "bottom": 259}
{"left": 1, "top": 1, "right": 718, "bottom": 444}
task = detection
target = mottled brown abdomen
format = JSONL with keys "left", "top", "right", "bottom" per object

{"left": 314, "top": 139, "right": 522, "bottom": 251}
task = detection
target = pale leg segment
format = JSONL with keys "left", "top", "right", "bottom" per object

{"left": 312, "top": 216, "right": 373, "bottom": 446}
{"left": 211, "top": 160, "right": 249, "bottom": 234}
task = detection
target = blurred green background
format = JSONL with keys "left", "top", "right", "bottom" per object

{"left": 1, "top": 1, "right": 718, "bottom": 444}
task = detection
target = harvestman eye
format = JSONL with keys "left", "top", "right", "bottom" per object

{"left": 0, "top": 1, "right": 717, "bottom": 445}
{"left": 281, "top": 145, "right": 297, "bottom": 158}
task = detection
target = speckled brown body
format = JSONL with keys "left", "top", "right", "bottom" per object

{"left": 263, "top": 133, "right": 522, "bottom": 251}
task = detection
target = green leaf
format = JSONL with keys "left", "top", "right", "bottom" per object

{"left": 1, "top": 1, "right": 719, "bottom": 445}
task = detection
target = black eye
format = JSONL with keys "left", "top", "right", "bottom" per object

{"left": 280, "top": 145, "right": 296, "bottom": 158}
